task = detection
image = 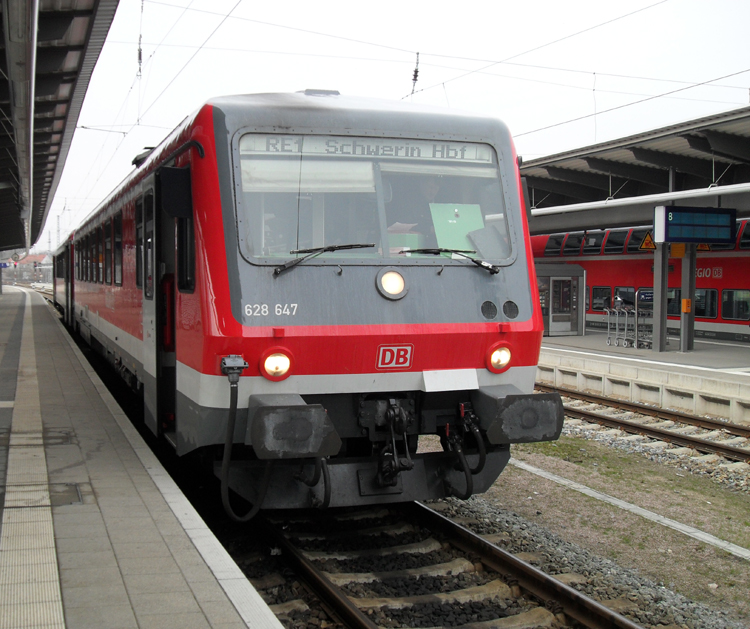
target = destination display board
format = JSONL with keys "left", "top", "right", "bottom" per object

{"left": 654, "top": 206, "right": 736, "bottom": 244}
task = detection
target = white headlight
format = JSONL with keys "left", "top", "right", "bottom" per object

{"left": 381, "top": 271, "right": 405, "bottom": 295}
{"left": 490, "top": 347, "right": 511, "bottom": 370}
{"left": 264, "top": 353, "right": 291, "bottom": 377}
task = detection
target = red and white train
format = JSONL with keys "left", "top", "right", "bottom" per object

{"left": 531, "top": 221, "right": 750, "bottom": 343}
{"left": 54, "top": 91, "right": 563, "bottom": 519}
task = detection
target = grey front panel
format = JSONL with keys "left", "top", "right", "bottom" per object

{"left": 210, "top": 99, "right": 535, "bottom": 329}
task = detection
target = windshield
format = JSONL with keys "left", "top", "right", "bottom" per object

{"left": 235, "top": 134, "right": 511, "bottom": 263}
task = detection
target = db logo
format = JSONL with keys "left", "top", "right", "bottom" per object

{"left": 377, "top": 345, "right": 413, "bottom": 369}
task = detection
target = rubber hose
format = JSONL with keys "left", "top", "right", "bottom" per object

{"left": 468, "top": 424, "right": 487, "bottom": 475}
{"left": 320, "top": 458, "right": 331, "bottom": 508}
{"left": 446, "top": 446, "right": 474, "bottom": 500}
{"left": 220, "top": 382, "right": 271, "bottom": 522}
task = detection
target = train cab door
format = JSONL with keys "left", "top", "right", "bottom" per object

{"left": 141, "top": 188, "right": 159, "bottom": 435}
{"left": 65, "top": 243, "right": 74, "bottom": 327}
{"left": 140, "top": 178, "right": 178, "bottom": 441}
{"left": 549, "top": 277, "right": 577, "bottom": 335}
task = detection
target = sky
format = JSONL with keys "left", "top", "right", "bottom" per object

{"left": 36, "top": 0, "right": 750, "bottom": 251}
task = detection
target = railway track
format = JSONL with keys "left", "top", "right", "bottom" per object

{"left": 249, "top": 502, "right": 644, "bottom": 629}
{"left": 536, "top": 384, "right": 750, "bottom": 463}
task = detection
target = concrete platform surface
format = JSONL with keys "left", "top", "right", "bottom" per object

{"left": 0, "top": 287, "right": 282, "bottom": 629}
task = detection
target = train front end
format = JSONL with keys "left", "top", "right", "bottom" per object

{"left": 184, "top": 93, "right": 563, "bottom": 511}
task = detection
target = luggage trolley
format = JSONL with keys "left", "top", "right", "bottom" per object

{"left": 604, "top": 307, "right": 618, "bottom": 345}
{"left": 634, "top": 288, "right": 654, "bottom": 349}
{"left": 616, "top": 306, "right": 636, "bottom": 347}
{"left": 604, "top": 305, "right": 632, "bottom": 347}
{"left": 605, "top": 294, "right": 642, "bottom": 348}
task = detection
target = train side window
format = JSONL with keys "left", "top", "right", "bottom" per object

{"left": 89, "top": 233, "right": 94, "bottom": 282}
{"left": 114, "top": 212, "right": 123, "bottom": 286}
{"left": 92, "top": 229, "right": 97, "bottom": 282}
{"left": 637, "top": 287, "right": 653, "bottom": 312}
{"left": 695, "top": 289, "right": 717, "bottom": 318}
{"left": 82, "top": 236, "right": 86, "bottom": 281}
{"left": 563, "top": 232, "right": 584, "bottom": 256}
{"left": 603, "top": 229, "right": 628, "bottom": 254}
{"left": 626, "top": 229, "right": 650, "bottom": 253}
{"left": 721, "top": 289, "right": 750, "bottom": 321}
{"left": 97, "top": 226, "right": 104, "bottom": 283}
{"left": 591, "top": 286, "right": 611, "bottom": 311}
{"left": 740, "top": 221, "right": 750, "bottom": 249}
{"left": 544, "top": 234, "right": 565, "bottom": 256}
{"left": 92, "top": 232, "right": 96, "bottom": 281}
{"left": 667, "top": 288, "right": 681, "bottom": 315}
{"left": 104, "top": 219, "right": 112, "bottom": 284}
{"left": 709, "top": 241, "right": 734, "bottom": 251}
{"left": 177, "top": 216, "right": 195, "bottom": 292}
{"left": 136, "top": 200, "right": 143, "bottom": 288}
{"left": 86, "top": 234, "right": 92, "bottom": 282}
{"left": 582, "top": 230, "right": 605, "bottom": 254}
{"left": 615, "top": 286, "right": 634, "bottom": 308}
{"left": 144, "top": 191, "right": 155, "bottom": 300}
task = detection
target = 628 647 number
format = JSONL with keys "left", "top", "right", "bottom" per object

{"left": 244, "top": 303, "right": 298, "bottom": 316}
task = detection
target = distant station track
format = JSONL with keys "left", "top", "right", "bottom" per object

{"left": 252, "top": 502, "right": 643, "bottom": 629}
{"left": 536, "top": 384, "right": 750, "bottom": 463}
{"left": 17, "top": 281, "right": 53, "bottom": 297}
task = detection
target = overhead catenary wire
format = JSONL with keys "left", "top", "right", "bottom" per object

{"left": 138, "top": 0, "right": 242, "bottom": 122}
{"left": 102, "top": 38, "right": 750, "bottom": 109}
{"left": 60, "top": 0, "right": 231, "bottom": 232}
{"left": 405, "top": 0, "right": 670, "bottom": 99}
{"left": 515, "top": 66, "right": 750, "bottom": 138}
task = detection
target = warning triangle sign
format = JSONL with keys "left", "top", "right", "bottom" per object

{"left": 697, "top": 243, "right": 711, "bottom": 251}
{"left": 639, "top": 231, "right": 656, "bottom": 250}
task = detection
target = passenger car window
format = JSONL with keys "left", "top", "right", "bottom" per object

{"left": 563, "top": 232, "right": 584, "bottom": 256}
{"left": 592, "top": 286, "right": 611, "bottom": 311}
{"left": 544, "top": 234, "right": 565, "bottom": 257}
{"left": 695, "top": 289, "right": 717, "bottom": 318}
{"left": 722, "top": 289, "right": 750, "bottom": 321}
{"left": 114, "top": 213, "right": 123, "bottom": 285}
{"left": 603, "top": 229, "right": 628, "bottom": 254}
{"left": 615, "top": 286, "right": 635, "bottom": 308}
{"left": 582, "top": 231, "right": 605, "bottom": 254}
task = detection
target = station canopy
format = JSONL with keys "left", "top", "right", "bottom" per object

{"left": 521, "top": 106, "right": 750, "bottom": 235}
{"left": 0, "top": 0, "right": 118, "bottom": 253}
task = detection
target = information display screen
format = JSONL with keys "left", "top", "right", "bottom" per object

{"left": 654, "top": 206, "right": 736, "bottom": 244}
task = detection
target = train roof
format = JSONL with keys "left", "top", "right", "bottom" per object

{"left": 206, "top": 90, "right": 512, "bottom": 141}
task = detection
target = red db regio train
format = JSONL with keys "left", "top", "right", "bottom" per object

{"left": 54, "top": 91, "right": 563, "bottom": 520}
{"left": 531, "top": 221, "right": 750, "bottom": 343}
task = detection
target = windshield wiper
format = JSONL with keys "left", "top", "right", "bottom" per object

{"left": 398, "top": 248, "right": 500, "bottom": 274}
{"left": 274, "top": 243, "right": 375, "bottom": 276}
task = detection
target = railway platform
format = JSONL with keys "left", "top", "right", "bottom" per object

{"left": 538, "top": 330, "right": 750, "bottom": 425}
{"left": 0, "top": 287, "right": 282, "bottom": 628}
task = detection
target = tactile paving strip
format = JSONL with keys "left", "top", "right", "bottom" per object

{"left": 0, "top": 292, "right": 64, "bottom": 629}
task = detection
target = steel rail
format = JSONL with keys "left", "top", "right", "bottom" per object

{"left": 258, "top": 516, "right": 380, "bottom": 629}
{"left": 403, "top": 502, "right": 645, "bottom": 629}
{"left": 536, "top": 384, "right": 750, "bottom": 440}
{"left": 561, "top": 406, "right": 750, "bottom": 462}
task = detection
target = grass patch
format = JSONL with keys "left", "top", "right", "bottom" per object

{"left": 511, "top": 434, "right": 750, "bottom": 550}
